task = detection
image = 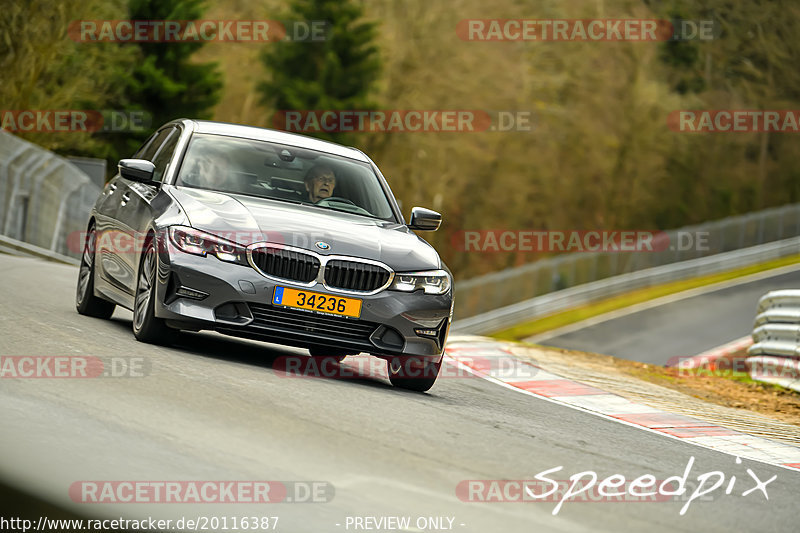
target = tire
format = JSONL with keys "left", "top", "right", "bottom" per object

{"left": 387, "top": 356, "right": 441, "bottom": 392}
{"left": 75, "top": 226, "right": 115, "bottom": 319}
{"left": 132, "top": 239, "right": 174, "bottom": 344}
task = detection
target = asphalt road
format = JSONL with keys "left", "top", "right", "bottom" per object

{"left": 1, "top": 253, "right": 799, "bottom": 532}
{"left": 530, "top": 267, "right": 800, "bottom": 365}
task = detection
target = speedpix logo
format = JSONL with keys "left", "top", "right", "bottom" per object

{"left": 457, "top": 456, "right": 776, "bottom": 516}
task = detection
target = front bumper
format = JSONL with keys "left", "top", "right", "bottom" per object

{"left": 154, "top": 242, "right": 452, "bottom": 360}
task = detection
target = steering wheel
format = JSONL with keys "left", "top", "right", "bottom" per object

{"left": 316, "top": 196, "right": 357, "bottom": 206}
{"left": 314, "top": 196, "right": 372, "bottom": 216}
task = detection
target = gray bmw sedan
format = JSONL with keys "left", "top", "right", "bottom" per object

{"left": 76, "top": 119, "right": 453, "bottom": 391}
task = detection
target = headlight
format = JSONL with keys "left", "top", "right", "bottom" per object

{"left": 168, "top": 226, "right": 248, "bottom": 266}
{"left": 390, "top": 269, "right": 451, "bottom": 295}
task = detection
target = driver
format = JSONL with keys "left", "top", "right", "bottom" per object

{"left": 304, "top": 165, "right": 336, "bottom": 203}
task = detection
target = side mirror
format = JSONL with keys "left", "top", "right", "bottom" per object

{"left": 119, "top": 159, "right": 156, "bottom": 182}
{"left": 408, "top": 206, "right": 442, "bottom": 231}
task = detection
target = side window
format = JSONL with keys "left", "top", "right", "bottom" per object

{"left": 150, "top": 128, "right": 180, "bottom": 183}
{"left": 132, "top": 132, "right": 158, "bottom": 159}
{"left": 138, "top": 128, "right": 173, "bottom": 162}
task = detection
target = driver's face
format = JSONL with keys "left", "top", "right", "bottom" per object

{"left": 306, "top": 173, "right": 336, "bottom": 202}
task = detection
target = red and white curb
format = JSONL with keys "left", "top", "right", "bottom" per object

{"left": 669, "top": 337, "right": 800, "bottom": 392}
{"left": 444, "top": 336, "right": 800, "bottom": 472}
{"left": 666, "top": 335, "right": 753, "bottom": 370}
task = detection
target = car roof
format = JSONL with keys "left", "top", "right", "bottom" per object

{"left": 181, "top": 120, "right": 370, "bottom": 163}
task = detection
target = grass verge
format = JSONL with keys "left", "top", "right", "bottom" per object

{"left": 513, "top": 343, "right": 800, "bottom": 426}
{"left": 622, "top": 355, "right": 800, "bottom": 422}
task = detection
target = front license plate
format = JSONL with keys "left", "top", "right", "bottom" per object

{"left": 272, "top": 286, "right": 362, "bottom": 318}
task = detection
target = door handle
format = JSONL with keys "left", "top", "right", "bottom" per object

{"left": 121, "top": 193, "right": 131, "bottom": 204}
{"left": 109, "top": 183, "right": 117, "bottom": 192}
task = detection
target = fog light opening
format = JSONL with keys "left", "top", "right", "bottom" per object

{"left": 369, "top": 325, "right": 406, "bottom": 351}
{"left": 175, "top": 286, "right": 209, "bottom": 300}
{"left": 415, "top": 318, "right": 448, "bottom": 349}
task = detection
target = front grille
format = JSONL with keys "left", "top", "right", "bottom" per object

{"left": 218, "top": 303, "right": 379, "bottom": 352}
{"left": 250, "top": 247, "right": 320, "bottom": 283}
{"left": 324, "top": 260, "right": 391, "bottom": 292}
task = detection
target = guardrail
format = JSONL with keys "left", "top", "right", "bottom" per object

{"left": 454, "top": 203, "right": 800, "bottom": 322}
{"left": 750, "top": 290, "right": 800, "bottom": 358}
{"left": 747, "top": 290, "right": 800, "bottom": 392}
{"left": 452, "top": 236, "right": 800, "bottom": 335}
{"left": 0, "top": 130, "right": 101, "bottom": 259}
{"left": 0, "top": 233, "right": 80, "bottom": 266}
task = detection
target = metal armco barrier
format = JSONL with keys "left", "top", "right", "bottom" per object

{"left": 0, "top": 130, "right": 101, "bottom": 259}
{"left": 452, "top": 237, "right": 800, "bottom": 335}
{"left": 454, "top": 203, "right": 800, "bottom": 322}
{"left": 750, "top": 290, "right": 800, "bottom": 356}
{"left": 747, "top": 289, "right": 800, "bottom": 391}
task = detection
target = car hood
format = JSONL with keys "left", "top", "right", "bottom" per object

{"left": 168, "top": 187, "right": 441, "bottom": 271}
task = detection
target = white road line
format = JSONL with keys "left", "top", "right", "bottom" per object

{"left": 444, "top": 352, "right": 800, "bottom": 473}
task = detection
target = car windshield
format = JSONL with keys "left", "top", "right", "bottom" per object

{"left": 176, "top": 133, "right": 397, "bottom": 221}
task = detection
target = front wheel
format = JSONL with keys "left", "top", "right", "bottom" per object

{"left": 387, "top": 356, "right": 441, "bottom": 392}
{"left": 132, "top": 240, "right": 174, "bottom": 344}
{"left": 75, "top": 226, "right": 115, "bottom": 319}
